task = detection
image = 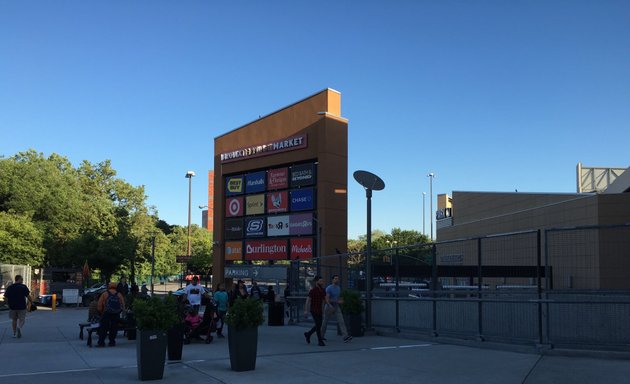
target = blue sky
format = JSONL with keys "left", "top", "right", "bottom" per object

{"left": 1, "top": 1, "right": 629, "bottom": 240}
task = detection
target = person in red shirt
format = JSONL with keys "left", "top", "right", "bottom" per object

{"left": 303, "top": 275, "right": 326, "bottom": 346}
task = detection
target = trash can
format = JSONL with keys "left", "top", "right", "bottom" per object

{"left": 268, "top": 302, "right": 284, "bottom": 326}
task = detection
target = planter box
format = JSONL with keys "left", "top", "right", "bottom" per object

{"left": 228, "top": 326, "right": 258, "bottom": 371}
{"left": 137, "top": 329, "right": 167, "bottom": 381}
{"left": 346, "top": 314, "right": 365, "bottom": 337}
{"left": 167, "top": 323, "right": 184, "bottom": 361}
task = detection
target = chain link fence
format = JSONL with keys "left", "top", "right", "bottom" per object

{"left": 0, "top": 264, "right": 32, "bottom": 305}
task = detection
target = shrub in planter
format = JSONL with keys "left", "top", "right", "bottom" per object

{"left": 225, "top": 297, "right": 264, "bottom": 371}
{"left": 341, "top": 289, "right": 364, "bottom": 337}
{"left": 133, "top": 296, "right": 179, "bottom": 381}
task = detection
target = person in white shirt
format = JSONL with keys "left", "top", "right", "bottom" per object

{"left": 184, "top": 276, "right": 205, "bottom": 311}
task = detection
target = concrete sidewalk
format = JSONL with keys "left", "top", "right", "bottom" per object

{"left": 1, "top": 306, "right": 629, "bottom": 383}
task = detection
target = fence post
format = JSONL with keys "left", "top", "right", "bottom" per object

{"left": 431, "top": 243, "right": 438, "bottom": 337}
{"left": 394, "top": 247, "right": 400, "bottom": 333}
{"left": 477, "top": 237, "right": 484, "bottom": 341}
{"left": 536, "top": 229, "right": 544, "bottom": 346}
{"left": 544, "top": 229, "right": 552, "bottom": 347}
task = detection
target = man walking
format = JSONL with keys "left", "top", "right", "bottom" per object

{"left": 321, "top": 275, "right": 352, "bottom": 343}
{"left": 3, "top": 275, "right": 32, "bottom": 338}
{"left": 303, "top": 275, "right": 326, "bottom": 346}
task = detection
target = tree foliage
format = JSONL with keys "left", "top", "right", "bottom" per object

{"left": 0, "top": 149, "right": 213, "bottom": 283}
{"left": 347, "top": 228, "right": 432, "bottom": 266}
{"left": 0, "top": 211, "right": 45, "bottom": 265}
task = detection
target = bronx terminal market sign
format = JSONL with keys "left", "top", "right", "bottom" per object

{"left": 224, "top": 265, "right": 287, "bottom": 280}
{"left": 220, "top": 134, "right": 307, "bottom": 163}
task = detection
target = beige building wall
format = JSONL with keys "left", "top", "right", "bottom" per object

{"left": 436, "top": 191, "right": 630, "bottom": 289}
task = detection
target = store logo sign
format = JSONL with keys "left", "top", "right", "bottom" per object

{"left": 245, "top": 217, "right": 265, "bottom": 237}
{"left": 226, "top": 197, "right": 243, "bottom": 217}
{"left": 226, "top": 176, "right": 244, "bottom": 196}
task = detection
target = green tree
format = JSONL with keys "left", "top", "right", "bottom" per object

{"left": 0, "top": 211, "right": 45, "bottom": 265}
{"left": 347, "top": 228, "right": 432, "bottom": 266}
{"left": 167, "top": 225, "right": 213, "bottom": 280}
{"left": 0, "top": 150, "right": 85, "bottom": 266}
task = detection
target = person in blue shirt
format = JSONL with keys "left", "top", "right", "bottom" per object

{"left": 213, "top": 282, "right": 229, "bottom": 338}
{"left": 4, "top": 275, "right": 33, "bottom": 339}
{"left": 320, "top": 275, "right": 352, "bottom": 343}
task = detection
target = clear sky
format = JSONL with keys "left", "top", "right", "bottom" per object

{"left": 1, "top": 1, "right": 629, "bottom": 240}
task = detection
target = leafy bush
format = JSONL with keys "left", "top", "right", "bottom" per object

{"left": 132, "top": 296, "right": 179, "bottom": 331}
{"left": 341, "top": 289, "right": 364, "bottom": 315}
{"left": 225, "top": 297, "right": 264, "bottom": 330}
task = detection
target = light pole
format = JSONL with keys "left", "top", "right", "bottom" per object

{"left": 150, "top": 234, "right": 156, "bottom": 295}
{"left": 427, "top": 173, "right": 435, "bottom": 241}
{"left": 353, "top": 170, "right": 385, "bottom": 332}
{"left": 185, "top": 171, "right": 195, "bottom": 285}
{"left": 422, "top": 192, "right": 426, "bottom": 237}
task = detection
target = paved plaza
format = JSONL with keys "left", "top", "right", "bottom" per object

{"left": 1, "top": 305, "right": 629, "bottom": 384}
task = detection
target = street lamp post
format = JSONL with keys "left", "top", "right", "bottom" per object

{"left": 427, "top": 173, "right": 435, "bottom": 241}
{"left": 422, "top": 192, "right": 426, "bottom": 237}
{"left": 353, "top": 170, "right": 385, "bottom": 332}
{"left": 150, "top": 235, "right": 156, "bottom": 295}
{"left": 185, "top": 171, "right": 195, "bottom": 288}
{"left": 185, "top": 171, "right": 195, "bottom": 257}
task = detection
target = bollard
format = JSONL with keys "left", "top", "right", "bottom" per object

{"left": 52, "top": 294, "right": 57, "bottom": 311}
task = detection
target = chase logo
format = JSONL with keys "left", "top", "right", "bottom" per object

{"left": 290, "top": 188, "right": 314, "bottom": 211}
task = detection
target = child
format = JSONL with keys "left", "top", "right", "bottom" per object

{"left": 185, "top": 307, "right": 202, "bottom": 330}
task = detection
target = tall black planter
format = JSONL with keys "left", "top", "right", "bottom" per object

{"left": 346, "top": 314, "right": 364, "bottom": 337}
{"left": 228, "top": 326, "right": 258, "bottom": 371}
{"left": 126, "top": 313, "right": 137, "bottom": 340}
{"left": 167, "top": 323, "right": 184, "bottom": 361}
{"left": 136, "top": 329, "right": 167, "bottom": 381}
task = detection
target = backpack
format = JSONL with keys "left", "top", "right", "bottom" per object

{"left": 104, "top": 291, "right": 122, "bottom": 314}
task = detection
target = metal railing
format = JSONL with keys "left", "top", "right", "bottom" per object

{"left": 289, "top": 224, "right": 630, "bottom": 351}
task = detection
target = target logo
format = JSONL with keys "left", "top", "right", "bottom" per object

{"left": 226, "top": 197, "right": 243, "bottom": 217}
